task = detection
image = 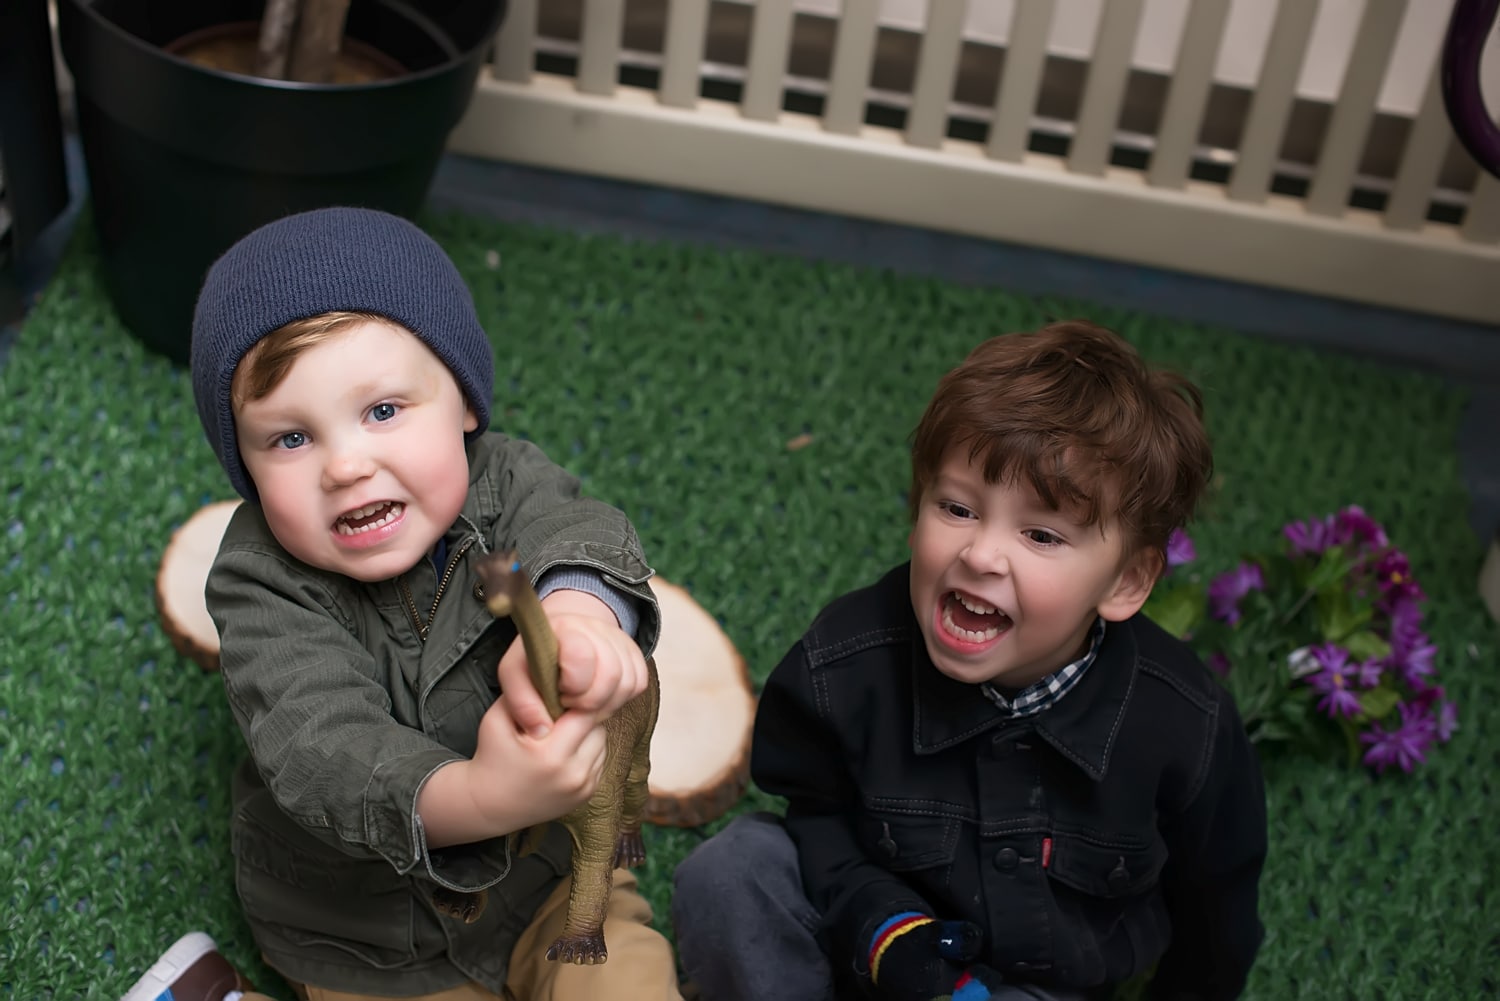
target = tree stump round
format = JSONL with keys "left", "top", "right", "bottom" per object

{"left": 155, "top": 501, "right": 755, "bottom": 827}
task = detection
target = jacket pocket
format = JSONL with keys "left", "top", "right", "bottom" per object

{"left": 232, "top": 792, "right": 419, "bottom": 969}
{"left": 857, "top": 809, "right": 960, "bottom": 895}
{"left": 1045, "top": 832, "right": 1167, "bottom": 899}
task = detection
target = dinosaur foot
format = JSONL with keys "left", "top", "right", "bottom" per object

{"left": 546, "top": 932, "right": 608, "bottom": 965}
{"left": 614, "top": 830, "right": 647, "bottom": 869}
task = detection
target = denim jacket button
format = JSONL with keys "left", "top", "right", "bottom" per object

{"left": 1108, "top": 858, "right": 1130, "bottom": 892}
{"left": 877, "top": 836, "right": 899, "bottom": 859}
{"left": 992, "top": 847, "right": 1019, "bottom": 872}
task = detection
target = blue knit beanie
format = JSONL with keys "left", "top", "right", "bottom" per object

{"left": 191, "top": 207, "right": 494, "bottom": 501}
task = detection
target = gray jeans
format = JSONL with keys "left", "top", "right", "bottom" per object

{"left": 671, "top": 812, "right": 1089, "bottom": 1001}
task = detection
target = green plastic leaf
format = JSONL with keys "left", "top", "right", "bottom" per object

{"left": 1342, "top": 630, "right": 1391, "bottom": 663}
{"left": 1305, "top": 546, "right": 1356, "bottom": 592}
{"left": 1358, "top": 687, "right": 1401, "bottom": 722}
{"left": 1315, "top": 587, "right": 1373, "bottom": 643}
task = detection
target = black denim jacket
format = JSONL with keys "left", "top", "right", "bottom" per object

{"left": 752, "top": 563, "right": 1267, "bottom": 1000}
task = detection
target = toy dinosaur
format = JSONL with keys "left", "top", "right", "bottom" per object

{"left": 476, "top": 551, "right": 660, "bottom": 964}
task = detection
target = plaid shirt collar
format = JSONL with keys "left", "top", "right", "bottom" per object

{"left": 980, "top": 618, "right": 1107, "bottom": 718}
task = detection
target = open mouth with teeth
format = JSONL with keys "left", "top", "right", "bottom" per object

{"left": 940, "top": 590, "right": 1013, "bottom": 645}
{"left": 335, "top": 501, "right": 405, "bottom": 536}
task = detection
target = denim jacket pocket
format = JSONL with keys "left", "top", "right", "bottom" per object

{"left": 1046, "top": 832, "right": 1167, "bottom": 899}
{"left": 858, "top": 810, "right": 960, "bottom": 875}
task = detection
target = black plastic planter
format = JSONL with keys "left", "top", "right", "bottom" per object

{"left": 57, "top": 0, "right": 507, "bottom": 365}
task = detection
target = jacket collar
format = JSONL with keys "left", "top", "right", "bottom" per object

{"left": 911, "top": 610, "right": 1140, "bottom": 781}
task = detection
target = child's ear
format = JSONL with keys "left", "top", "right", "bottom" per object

{"left": 1097, "top": 550, "right": 1160, "bottom": 622}
{"left": 464, "top": 404, "right": 479, "bottom": 433}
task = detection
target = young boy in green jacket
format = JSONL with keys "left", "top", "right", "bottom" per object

{"left": 180, "top": 206, "right": 681, "bottom": 1001}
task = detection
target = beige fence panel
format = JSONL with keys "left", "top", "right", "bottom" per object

{"left": 987, "top": 0, "right": 1056, "bottom": 162}
{"left": 823, "top": 1, "right": 879, "bottom": 135}
{"left": 447, "top": 0, "right": 1500, "bottom": 326}
{"left": 1385, "top": 59, "right": 1454, "bottom": 232}
{"left": 1068, "top": 0, "right": 1146, "bottom": 176}
{"left": 906, "top": 0, "right": 967, "bottom": 149}
{"left": 742, "top": 0, "right": 796, "bottom": 121}
{"left": 1228, "top": 0, "right": 1321, "bottom": 204}
{"left": 1146, "top": 0, "right": 1232, "bottom": 190}
{"left": 660, "top": 0, "right": 711, "bottom": 109}
{"left": 1464, "top": 175, "right": 1500, "bottom": 244}
{"left": 492, "top": 0, "right": 536, "bottom": 83}
{"left": 577, "top": 0, "right": 625, "bottom": 96}
{"left": 1306, "top": 0, "right": 1407, "bottom": 217}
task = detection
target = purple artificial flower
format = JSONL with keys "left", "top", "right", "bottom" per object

{"left": 1435, "top": 700, "right": 1459, "bottom": 742}
{"left": 1353, "top": 656, "right": 1385, "bottom": 688}
{"left": 1360, "top": 701, "right": 1437, "bottom": 773}
{"left": 1283, "top": 514, "right": 1337, "bottom": 556}
{"left": 1386, "top": 620, "right": 1437, "bottom": 688}
{"left": 1333, "top": 505, "right": 1390, "bottom": 553}
{"left": 1373, "top": 549, "right": 1426, "bottom": 610}
{"left": 1207, "top": 562, "right": 1265, "bottom": 625}
{"left": 1166, "top": 529, "right": 1196, "bottom": 568}
{"left": 1386, "top": 597, "right": 1425, "bottom": 651}
{"left": 1305, "top": 644, "right": 1363, "bottom": 719}
{"left": 1411, "top": 685, "right": 1460, "bottom": 743}
{"left": 1206, "top": 652, "right": 1232, "bottom": 677}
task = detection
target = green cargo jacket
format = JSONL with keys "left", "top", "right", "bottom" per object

{"left": 206, "top": 431, "right": 659, "bottom": 995}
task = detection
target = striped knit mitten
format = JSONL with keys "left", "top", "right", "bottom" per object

{"left": 865, "top": 912, "right": 984, "bottom": 1001}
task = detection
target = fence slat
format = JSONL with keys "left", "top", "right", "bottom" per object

{"left": 1147, "top": 0, "right": 1232, "bottom": 189}
{"left": 492, "top": 0, "right": 536, "bottom": 83}
{"left": 1305, "top": 0, "right": 1407, "bottom": 217}
{"left": 742, "top": 0, "right": 796, "bottom": 121}
{"left": 1385, "top": 58, "right": 1453, "bottom": 231}
{"left": 576, "top": 0, "right": 624, "bottom": 96}
{"left": 906, "top": 0, "right": 968, "bottom": 149}
{"left": 1463, "top": 173, "right": 1500, "bottom": 244}
{"left": 1068, "top": 0, "right": 1146, "bottom": 176}
{"left": 823, "top": 0, "right": 879, "bottom": 135}
{"left": 1228, "top": 0, "right": 1321, "bottom": 204}
{"left": 987, "top": 0, "right": 1056, "bottom": 161}
{"left": 660, "top": 0, "right": 710, "bottom": 109}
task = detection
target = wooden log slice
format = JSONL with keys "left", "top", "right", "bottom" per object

{"left": 156, "top": 502, "right": 756, "bottom": 827}
{"left": 642, "top": 579, "right": 756, "bottom": 828}
{"left": 156, "top": 500, "right": 242, "bottom": 672}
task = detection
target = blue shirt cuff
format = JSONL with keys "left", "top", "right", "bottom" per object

{"left": 534, "top": 567, "right": 641, "bottom": 639}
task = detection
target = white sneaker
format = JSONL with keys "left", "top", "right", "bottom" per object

{"left": 120, "top": 932, "right": 250, "bottom": 1001}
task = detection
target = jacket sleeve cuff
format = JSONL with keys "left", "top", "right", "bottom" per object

{"left": 412, "top": 812, "right": 515, "bottom": 893}
{"left": 364, "top": 751, "right": 512, "bottom": 892}
{"left": 535, "top": 566, "right": 641, "bottom": 638}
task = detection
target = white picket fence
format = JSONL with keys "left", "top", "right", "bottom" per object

{"left": 446, "top": 0, "right": 1498, "bottom": 327}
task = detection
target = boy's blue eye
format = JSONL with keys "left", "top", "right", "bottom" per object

{"left": 277, "top": 431, "right": 307, "bottom": 450}
{"left": 370, "top": 403, "right": 398, "bottom": 422}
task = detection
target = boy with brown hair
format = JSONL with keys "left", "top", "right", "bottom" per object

{"left": 183, "top": 206, "right": 682, "bottom": 1000}
{"left": 672, "top": 321, "right": 1267, "bottom": 1001}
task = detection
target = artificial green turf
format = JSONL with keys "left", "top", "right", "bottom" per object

{"left": 2, "top": 209, "right": 1496, "bottom": 999}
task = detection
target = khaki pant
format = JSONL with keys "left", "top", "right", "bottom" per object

{"left": 247, "top": 870, "right": 683, "bottom": 1001}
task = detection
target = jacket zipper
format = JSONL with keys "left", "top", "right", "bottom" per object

{"left": 399, "top": 536, "right": 477, "bottom": 643}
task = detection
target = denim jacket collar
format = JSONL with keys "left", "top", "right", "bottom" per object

{"left": 911, "top": 617, "right": 1139, "bottom": 781}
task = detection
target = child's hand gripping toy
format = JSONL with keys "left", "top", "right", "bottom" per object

{"left": 478, "top": 551, "right": 661, "bottom": 964}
